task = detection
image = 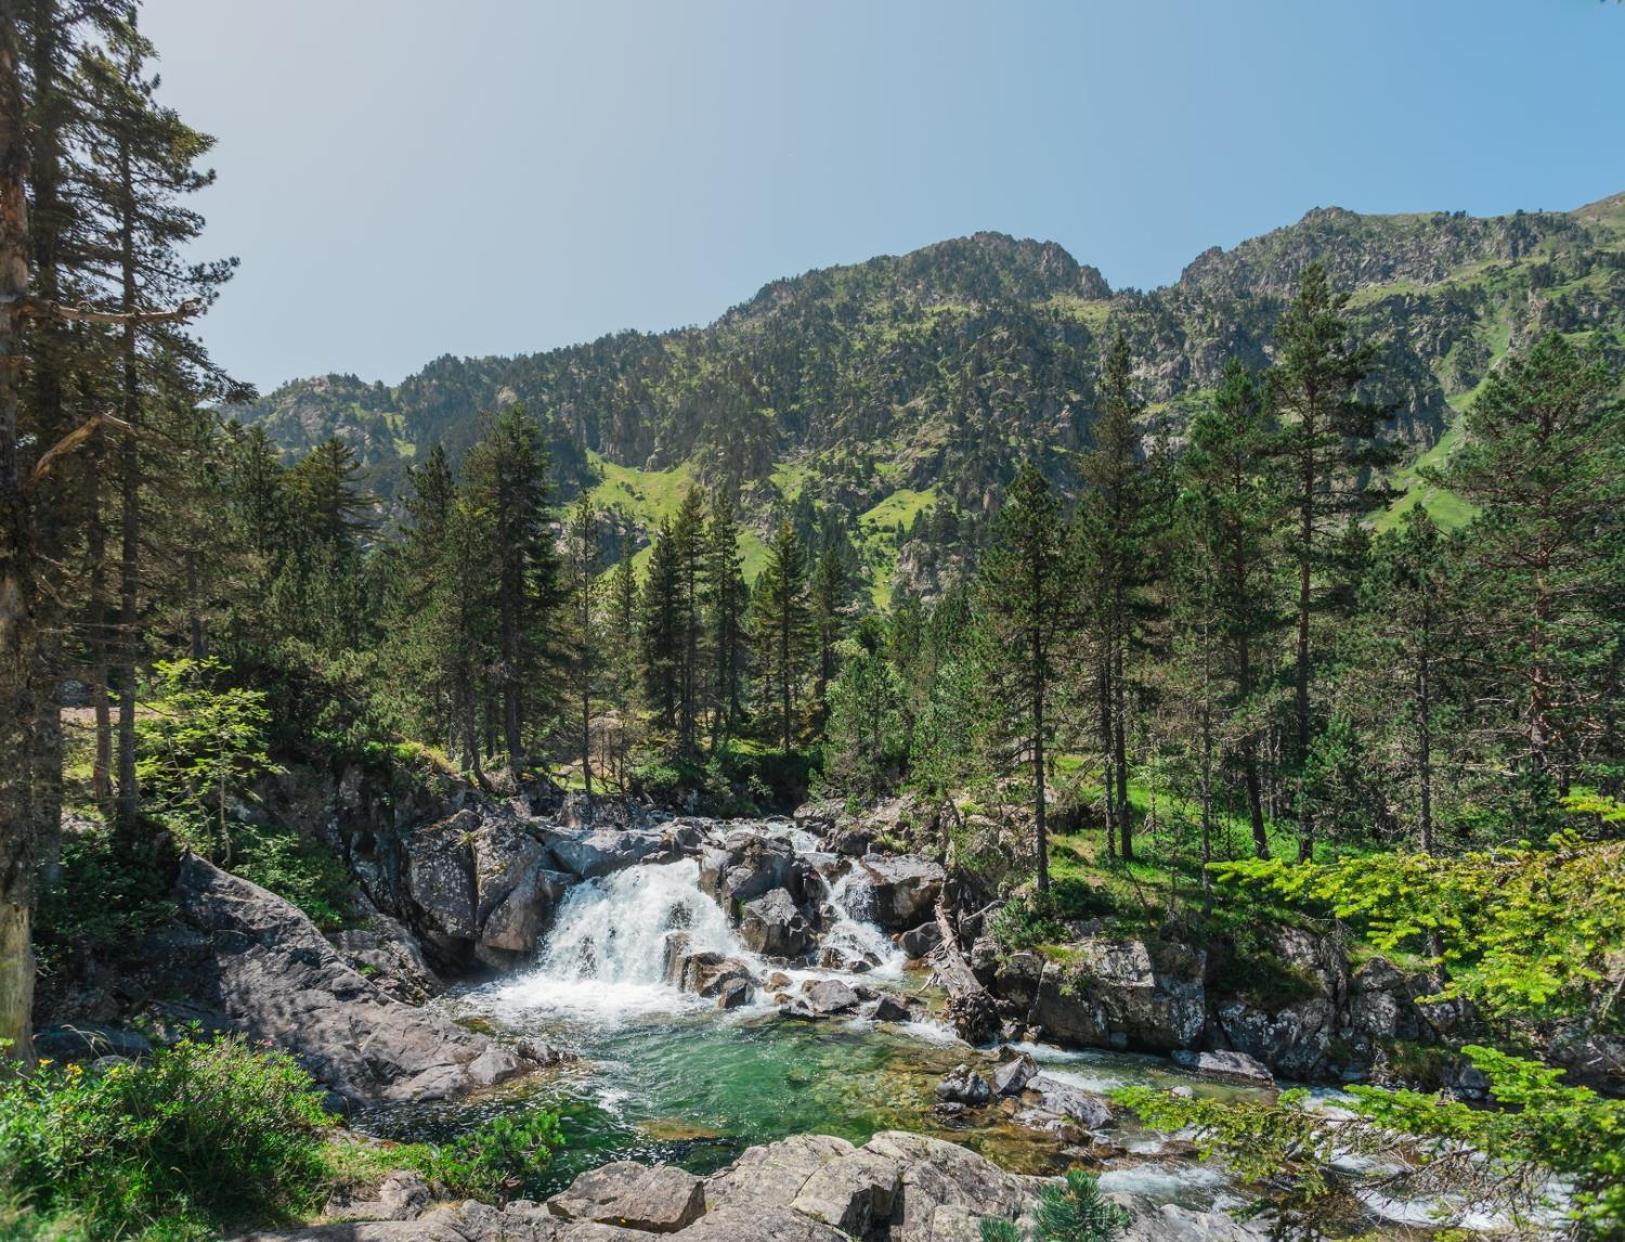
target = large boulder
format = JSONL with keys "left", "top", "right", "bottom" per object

{"left": 1027, "top": 940, "right": 1206, "bottom": 1052}
{"left": 852, "top": 856, "right": 946, "bottom": 930}
{"left": 166, "top": 855, "right": 541, "bottom": 1105}
{"left": 1170, "top": 1048, "right": 1274, "bottom": 1088}
{"left": 661, "top": 932, "right": 755, "bottom": 1001}
{"left": 935, "top": 1064, "right": 992, "bottom": 1105}
{"left": 545, "top": 825, "right": 676, "bottom": 879}
{"left": 787, "top": 1148, "right": 903, "bottom": 1235}
{"left": 1217, "top": 996, "right": 1337, "bottom": 1080}
{"left": 546, "top": 1161, "right": 706, "bottom": 1233}
{"left": 405, "top": 810, "right": 480, "bottom": 945}
{"left": 739, "top": 888, "right": 815, "bottom": 960}
{"left": 698, "top": 830, "right": 818, "bottom": 912}
{"left": 862, "top": 1130, "right": 1041, "bottom": 1242}
{"left": 1028, "top": 1073, "right": 1113, "bottom": 1131}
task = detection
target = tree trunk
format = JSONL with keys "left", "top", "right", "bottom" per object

{"left": 0, "top": 6, "right": 40, "bottom": 1068}
{"left": 1097, "top": 650, "right": 1115, "bottom": 857}
{"left": 113, "top": 134, "right": 140, "bottom": 837}
{"left": 1032, "top": 628, "right": 1049, "bottom": 894}
{"left": 1113, "top": 609, "right": 1131, "bottom": 860}
{"left": 1294, "top": 442, "right": 1316, "bottom": 863}
{"left": 1417, "top": 600, "right": 1434, "bottom": 855}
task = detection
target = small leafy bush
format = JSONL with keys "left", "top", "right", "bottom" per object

{"left": 0, "top": 1035, "right": 334, "bottom": 1239}
{"left": 420, "top": 1110, "right": 566, "bottom": 1202}
{"left": 989, "top": 880, "right": 1117, "bottom": 951}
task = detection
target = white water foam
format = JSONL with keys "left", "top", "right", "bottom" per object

{"left": 486, "top": 859, "right": 745, "bottom": 1024}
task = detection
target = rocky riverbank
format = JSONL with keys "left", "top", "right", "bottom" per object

{"left": 242, "top": 1129, "right": 1263, "bottom": 1241}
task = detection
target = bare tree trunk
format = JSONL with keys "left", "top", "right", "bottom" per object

{"left": 1113, "top": 609, "right": 1131, "bottom": 860}
{"left": 0, "top": 6, "right": 40, "bottom": 1068}
{"left": 1097, "top": 649, "right": 1115, "bottom": 858}
{"left": 113, "top": 133, "right": 140, "bottom": 837}
{"left": 1031, "top": 627, "right": 1049, "bottom": 894}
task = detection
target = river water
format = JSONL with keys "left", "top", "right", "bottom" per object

{"left": 362, "top": 833, "right": 1253, "bottom": 1212}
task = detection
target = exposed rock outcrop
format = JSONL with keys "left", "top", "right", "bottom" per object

{"left": 160, "top": 855, "right": 544, "bottom": 1104}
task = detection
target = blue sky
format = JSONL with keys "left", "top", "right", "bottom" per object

{"left": 140, "top": 0, "right": 1624, "bottom": 391}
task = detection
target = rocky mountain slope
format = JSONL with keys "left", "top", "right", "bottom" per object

{"left": 241, "top": 193, "right": 1625, "bottom": 597}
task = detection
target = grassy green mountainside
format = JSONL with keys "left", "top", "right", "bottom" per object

{"left": 243, "top": 193, "right": 1625, "bottom": 599}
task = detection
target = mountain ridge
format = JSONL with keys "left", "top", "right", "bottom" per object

{"left": 241, "top": 192, "right": 1625, "bottom": 598}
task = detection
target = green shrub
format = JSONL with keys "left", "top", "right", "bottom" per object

{"left": 0, "top": 1036, "right": 334, "bottom": 1239}
{"left": 234, "top": 825, "right": 357, "bottom": 931}
{"left": 978, "top": 1169, "right": 1127, "bottom": 1241}
{"left": 35, "top": 826, "right": 175, "bottom": 983}
{"left": 988, "top": 880, "right": 1117, "bottom": 951}
{"left": 421, "top": 1110, "right": 565, "bottom": 1202}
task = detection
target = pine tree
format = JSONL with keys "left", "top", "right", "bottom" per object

{"left": 1268, "top": 262, "right": 1394, "bottom": 860}
{"left": 975, "top": 465, "right": 1071, "bottom": 893}
{"left": 1178, "top": 361, "right": 1282, "bottom": 857}
{"left": 1433, "top": 332, "right": 1622, "bottom": 797}
{"left": 754, "top": 518, "right": 811, "bottom": 754}
{"left": 809, "top": 534, "right": 854, "bottom": 733}
{"left": 604, "top": 550, "right": 641, "bottom": 788}
{"left": 563, "top": 495, "right": 599, "bottom": 799}
{"left": 639, "top": 520, "right": 682, "bottom": 740}
{"left": 1078, "top": 331, "right": 1145, "bottom": 858}
{"left": 703, "top": 487, "right": 748, "bottom": 750}
{"left": 77, "top": 21, "right": 236, "bottom": 834}
{"left": 461, "top": 405, "right": 557, "bottom": 787}
{"left": 671, "top": 486, "right": 706, "bottom": 759}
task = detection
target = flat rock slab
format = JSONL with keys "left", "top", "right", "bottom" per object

{"left": 1170, "top": 1048, "right": 1275, "bottom": 1087}
{"left": 547, "top": 1161, "right": 706, "bottom": 1233}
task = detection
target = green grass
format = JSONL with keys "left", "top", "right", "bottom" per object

{"left": 855, "top": 487, "right": 936, "bottom": 610}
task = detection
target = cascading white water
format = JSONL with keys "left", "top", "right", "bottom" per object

{"left": 487, "top": 859, "right": 746, "bottom": 1024}
{"left": 821, "top": 869, "right": 906, "bottom": 978}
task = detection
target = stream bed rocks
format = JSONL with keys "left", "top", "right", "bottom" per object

{"left": 241, "top": 1130, "right": 1265, "bottom": 1241}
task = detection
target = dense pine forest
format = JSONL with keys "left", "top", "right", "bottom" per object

{"left": 1, "top": 3, "right": 1623, "bottom": 1241}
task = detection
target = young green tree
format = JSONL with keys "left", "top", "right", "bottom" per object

{"left": 1268, "top": 262, "right": 1394, "bottom": 860}
{"left": 821, "top": 619, "right": 904, "bottom": 800}
{"left": 975, "top": 465, "right": 1071, "bottom": 893}
{"left": 753, "top": 519, "right": 811, "bottom": 754}
{"left": 671, "top": 486, "right": 706, "bottom": 759}
{"left": 604, "top": 551, "right": 641, "bottom": 789}
{"left": 809, "top": 533, "right": 855, "bottom": 733}
{"left": 1432, "top": 332, "right": 1622, "bottom": 798}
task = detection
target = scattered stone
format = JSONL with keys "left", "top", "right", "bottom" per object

{"left": 871, "top": 994, "right": 913, "bottom": 1023}
{"left": 991, "top": 1051, "right": 1038, "bottom": 1095}
{"left": 1029, "top": 1074, "right": 1113, "bottom": 1130}
{"left": 935, "top": 1063, "right": 992, "bottom": 1105}
{"left": 715, "top": 978, "right": 752, "bottom": 1010}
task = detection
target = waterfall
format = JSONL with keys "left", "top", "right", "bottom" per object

{"left": 487, "top": 859, "right": 745, "bottom": 1024}
{"left": 821, "top": 869, "right": 907, "bottom": 978}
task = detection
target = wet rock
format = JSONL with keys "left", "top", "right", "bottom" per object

{"left": 546, "top": 1161, "right": 706, "bottom": 1233}
{"left": 545, "top": 826, "right": 674, "bottom": 880}
{"left": 766, "top": 971, "right": 792, "bottom": 990}
{"left": 165, "top": 855, "right": 539, "bottom": 1105}
{"left": 1170, "top": 1048, "right": 1275, "bottom": 1087}
{"left": 661, "top": 932, "right": 755, "bottom": 1000}
{"left": 935, "top": 1063, "right": 992, "bottom": 1105}
{"left": 791, "top": 800, "right": 841, "bottom": 834}
{"left": 715, "top": 978, "right": 752, "bottom": 1010}
{"left": 1029, "top": 1074, "right": 1113, "bottom": 1130}
{"left": 739, "top": 888, "right": 814, "bottom": 961}
{"left": 698, "top": 832, "right": 798, "bottom": 909}
{"left": 871, "top": 994, "right": 913, "bottom": 1023}
{"left": 898, "top": 921, "right": 943, "bottom": 959}
{"left": 1217, "top": 996, "right": 1336, "bottom": 1080}
{"left": 801, "top": 977, "right": 861, "bottom": 1015}
{"left": 991, "top": 1051, "right": 1038, "bottom": 1096}
{"left": 406, "top": 810, "right": 479, "bottom": 943}
{"left": 853, "top": 856, "right": 946, "bottom": 930}
{"left": 1109, "top": 1197, "right": 1271, "bottom": 1240}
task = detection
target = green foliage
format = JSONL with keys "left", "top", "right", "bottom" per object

{"left": 1114, "top": 1043, "right": 1625, "bottom": 1238}
{"left": 0, "top": 1036, "right": 333, "bottom": 1240}
{"left": 418, "top": 1110, "right": 565, "bottom": 1203}
{"left": 135, "top": 658, "right": 281, "bottom": 860}
{"left": 1033, "top": 1169, "right": 1130, "bottom": 1241}
{"left": 36, "top": 827, "right": 175, "bottom": 981}
{"left": 1216, "top": 836, "right": 1625, "bottom": 1022}
{"left": 987, "top": 880, "right": 1119, "bottom": 951}
{"left": 233, "top": 825, "right": 357, "bottom": 931}
{"left": 977, "top": 1169, "right": 1127, "bottom": 1242}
